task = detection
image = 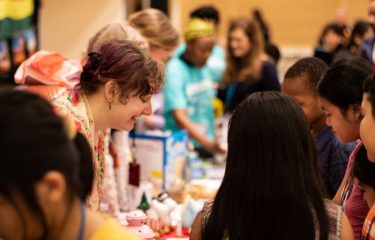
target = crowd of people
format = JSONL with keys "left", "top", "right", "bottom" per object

{"left": 3, "top": 1, "right": 375, "bottom": 240}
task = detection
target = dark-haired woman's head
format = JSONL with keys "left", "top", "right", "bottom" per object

{"left": 128, "top": 8, "right": 179, "bottom": 63}
{"left": 352, "top": 145, "right": 375, "bottom": 207}
{"left": 203, "top": 91, "right": 328, "bottom": 239}
{"left": 361, "top": 73, "right": 375, "bottom": 163}
{"left": 80, "top": 40, "right": 164, "bottom": 131}
{"left": 0, "top": 89, "right": 93, "bottom": 240}
{"left": 319, "top": 23, "right": 346, "bottom": 52}
{"left": 226, "top": 92, "right": 318, "bottom": 181}
{"left": 317, "top": 57, "right": 373, "bottom": 143}
{"left": 348, "top": 20, "right": 374, "bottom": 53}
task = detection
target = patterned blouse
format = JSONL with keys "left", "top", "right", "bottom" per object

{"left": 200, "top": 199, "right": 342, "bottom": 240}
{"left": 53, "top": 89, "right": 105, "bottom": 210}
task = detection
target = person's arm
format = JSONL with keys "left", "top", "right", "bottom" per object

{"left": 172, "top": 109, "right": 224, "bottom": 154}
{"left": 190, "top": 212, "right": 203, "bottom": 240}
{"left": 164, "top": 60, "right": 224, "bottom": 154}
{"left": 341, "top": 212, "right": 355, "bottom": 240}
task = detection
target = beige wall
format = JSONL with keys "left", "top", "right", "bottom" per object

{"left": 40, "top": 0, "right": 126, "bottom": 59}
{"left": 170, "top": 0, "right": 368, "bottom": 48}
{"left": 40, "top": 1, "right": 368, "bottom": 58}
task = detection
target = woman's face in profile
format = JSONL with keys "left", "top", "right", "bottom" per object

{"left": 360, "top": 94, "right": 375, "bottom": 163}
{"left": 319, "top": 97, "right": 360, "bottom": 143}
{"left": 108, "top": 92, "right": 153, "bottom": 131}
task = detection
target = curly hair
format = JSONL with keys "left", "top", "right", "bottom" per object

{"left": 80, "top": 40, "right": 164, "bottom": 102}
{"left": 128, "top": 8, "right": 179, "bottom": 51}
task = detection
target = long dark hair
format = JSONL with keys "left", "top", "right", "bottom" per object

{"left": 348, "top": 20, "right": 373, "bottom": 53}
{"left": 352, "top": 145, "right": 375, "bottom": 189}
{"left": 0, "top": 89, "right": 94, "bottom": 239}
{"left": 202, "top": 91, "right": 328, "bottom": 240}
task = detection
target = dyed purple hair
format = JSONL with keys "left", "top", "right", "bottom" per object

{"left": 80, "top": 40, "right": 163, "bottom": 101}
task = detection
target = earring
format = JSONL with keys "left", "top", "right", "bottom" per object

{"left": 109, "top": 102, "right": 112, "bottom": 110}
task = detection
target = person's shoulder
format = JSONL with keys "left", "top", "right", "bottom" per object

{"left": 322, "top": 199, "right": 345, "bottom": 239}
{"left": 348, "top": 141, "right": 363, "bottom": 163}
{"left": 167, "top": 57, "right": 187, "bottom": 69}
{"left": 323, "top": 198, "right": 340, "bottom": 214}
{"left": 363, "top": 35, "right": 375, "bottom": 47}
{"left": 52, "top": 88, "right": 69, "bottom": 103}
{"left": 52, "top": 90, "right": 71, "bottom": 114}
{"left": 166, "top": 58, "right": 191, "bottom": 82}
{"left": 191, "top": 201, "right": 213, "bottom": 240}
{"left": 212, "top": 44, "right": 225, "bottom": 58}
{"left": 173, "top": 43, "right": 187, "bottom": 57}
{"left": 261, "top": 60, "right": 276, "bottom": 70}
{"left": 91, "top": 217, "right": 141, "bottom": 240}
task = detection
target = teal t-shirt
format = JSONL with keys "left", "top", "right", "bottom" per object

{"left": 163, "top": 56, "right": 216, "bottom": 146}
{"left": 173, "top": 43, "right": 225, "bottom": 83}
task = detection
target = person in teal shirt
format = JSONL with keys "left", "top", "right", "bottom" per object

{"left": 173, "top": 43, "right": 225, "bottom": 84}
{"left": 173, "top": 6, "right": 225, "bottom": 84}
{"left": 164, "top": 18, "right": 225, "bottom": 156}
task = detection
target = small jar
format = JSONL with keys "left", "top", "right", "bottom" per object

{"left": 126, "top": 210, "right": 155, "bottom": 240}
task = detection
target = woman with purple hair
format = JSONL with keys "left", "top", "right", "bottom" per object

{"left": 54, "top": 40, "right": 164, "bottom": 211}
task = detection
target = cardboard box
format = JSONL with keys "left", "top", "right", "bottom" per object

{"left": 129, "top": 130, "right": 188, "bottom": 191}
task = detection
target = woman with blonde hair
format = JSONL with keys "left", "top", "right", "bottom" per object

{"left": 128, "top": 8, "right": 179, "bottom": 63}
{"left": 219, "top": 17, "right": 280, "bottom": 113}
{"left": 126, "top": 8, "right": 180, "bottom": 133}
{"left": 87, "top": 22, "right": 148, "bottom": 53}
{"left": 84, "top": 22, "right": 151, "bottom": 218}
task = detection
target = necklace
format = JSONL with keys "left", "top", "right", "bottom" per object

{"left": 81, "top": 93, "right": 96, "bottom": 141}
{"left": 80, "top": 91, "right": 104, "bottom": 206}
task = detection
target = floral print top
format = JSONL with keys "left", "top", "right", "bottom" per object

{"left": 53, "top": 89, "right": 105, "bottom": 210}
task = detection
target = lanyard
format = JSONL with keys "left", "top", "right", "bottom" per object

{"left": 77, "top": 202, "right": 86, "bottom": 240}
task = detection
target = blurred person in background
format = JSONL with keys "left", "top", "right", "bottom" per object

{"left": 360, "top": 0, "right": 375, "bottom": 66}
{"left": 174, "top": 5, "right": 225, "bottom": 85}
{"left": 164, "top": 18, "right": 226, "bottom": 158}
{"left": 218, "top": 17, "right": 280, "bottom": 114}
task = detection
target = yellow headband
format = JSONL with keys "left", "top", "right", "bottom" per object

{"left": 184, "top": 18, "right": 215, "bottom": 42}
